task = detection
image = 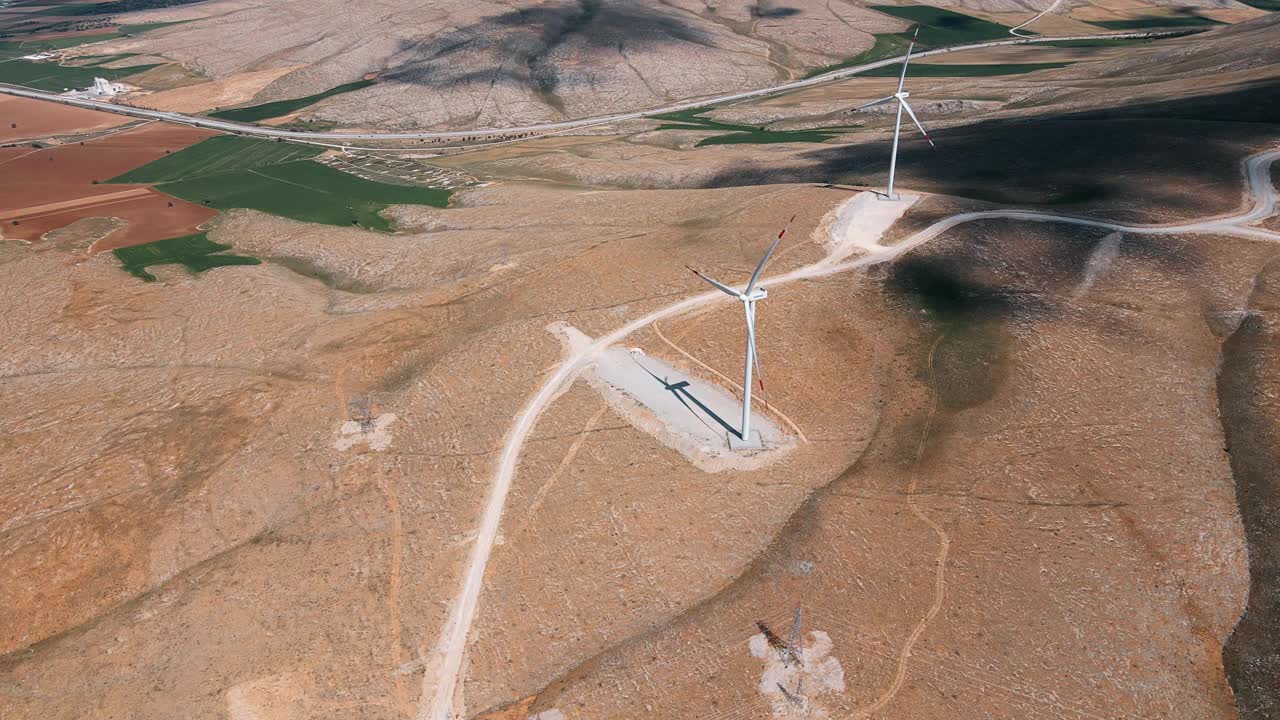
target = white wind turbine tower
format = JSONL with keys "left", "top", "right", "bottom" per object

{"left": 686, "top": 215, "right": 794, "bottom": 450}
{"left": 856, "top": 26, "right": 935, "bottom": 201}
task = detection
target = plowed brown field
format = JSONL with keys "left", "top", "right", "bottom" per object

{"left": 0, "top": 118, "right": 220, "bottom": 249}
{"left": 0, "top": 95, "right": 128, "bottom": 143}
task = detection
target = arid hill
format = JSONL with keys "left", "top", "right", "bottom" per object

{"left": 86, "top": 0, "right": 1263, "bottom": 129}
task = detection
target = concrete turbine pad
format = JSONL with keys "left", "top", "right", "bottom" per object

{"left": 555, "top": 324, "right": 794, "bottom": 472}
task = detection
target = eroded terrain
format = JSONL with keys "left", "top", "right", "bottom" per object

{"left": 2, "top": 7, "right": 1279, "bottom": 720}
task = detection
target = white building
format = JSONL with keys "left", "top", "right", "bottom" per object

{"left": 62, "top": 77, "right": 127, "bottom": 100}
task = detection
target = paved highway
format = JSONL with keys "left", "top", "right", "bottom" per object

{"left": 0, "top": 30, "right": 1188, "bottom": 145}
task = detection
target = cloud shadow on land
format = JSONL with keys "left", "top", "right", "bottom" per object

{"left": 384, "top": 0, "right": 711, "bottom": 112}
{"left": 700, "top": 79, "right": 1280, "bottom": 222}
{"left": 1219, "top": 299, "right": 1280, "bottom": 720}
{"left": 753, "top": 3, "right": 801, "bottom": 18}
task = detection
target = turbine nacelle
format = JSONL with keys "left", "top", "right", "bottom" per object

{"left": 895, "top": 91, "right": 909, "bottom": 100}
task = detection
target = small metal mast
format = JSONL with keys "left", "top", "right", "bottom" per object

{"left": 786, "top": 605, "right": 803, "bottom": 667}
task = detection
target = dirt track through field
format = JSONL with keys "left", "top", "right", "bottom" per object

{"left": 1, "top": 120, "right": 218, "bottom": 249}
{"left": 420, "top": 145, "right": 1280, "bottom": 719}
{"left": 0, "top": 188, "right": 152, "bottom": 220}
{"left": 853, "top": 332, "right": 952, "bottom": 718}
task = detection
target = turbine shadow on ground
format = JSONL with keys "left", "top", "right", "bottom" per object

{"left": 633, "top": 357, "right": 741, "bottom": 440}
{"left": 702, "top": 79, "right": 1280, "bottom": 222}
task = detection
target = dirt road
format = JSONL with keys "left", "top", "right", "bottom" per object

{"left": 420, "top": 147, "right": 1280, "bottom": 718}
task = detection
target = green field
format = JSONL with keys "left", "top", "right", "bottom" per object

{"left": 0, "top": 55, "right": 159, "bottom": 91}
{"left": 654, "top": 108, "right": 759, "bottom": 133}
{"left": 113, "top": 233, "right": 260, "bottom": 282}
{"left": 29, "top": 0, "right": 206, "bottom": 17}
{"left": 0, "top": 36, "right": 122, "bottom": 62}
{"left": 869, "top": 5, "right": 1020, "bottom": 45}
{"left": 1237, "top": 0, "right": 1279, "bottom": 9}
{"left": 0, "top": 21, "right": 183, "bottom": 47}
{"left": 74, "top": 52, "right": 142, "bottom": 66}
{"left": 858, "top": 61, "right": 1071, "bottom": 77}
{"left": 158, "top": 161, "right": 451, "bottom": 231}
{"left": 114, "top": 21, "right": 190, "bottom": 34}
{"left": 0, "top": 36, "right": 109, "bottom": 56}
{"left": 111, "top": 136, "right": 452, "bottom": 231}
{"left": 1087, "top": 15, "right": 1222, "bottom": 29}
{"left": 803, "top": 33, "right": 914, "bottom": 78}
{"left": 653, "top": 108, "right": 849, "bottom": 147}
{"left": 273, "top": 118, "right": 339, "bottom": 132}
{"left": 209, "top": 79, "right": 376, "bottom": 122}
{"left": 0, "top": 21, "right": 181, "bottom": 90}
{"left": 805, "top": 7, "right": 1019, "bottom": 80}
{"left": 697, "top": 128, "right": 849, "bottom": 146}
{"left": 109, "top": 136, "right": 324, "bottom": 183}
{"left": 1035, "top": 36, "right": 1176, "bottom": 48}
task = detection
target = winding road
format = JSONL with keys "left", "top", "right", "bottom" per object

{"left": 0, "top": 30, "right": 1188, "bottom": 147}
{"left": 1010, "top": 0, "right": 1064, "bottom": 38}
{"left": 422, "top": 147, "right": 1279, "bottom": 718}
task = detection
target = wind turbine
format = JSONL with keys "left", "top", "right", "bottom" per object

{"left": 686, "top": 215, "right": 794, "bottom": 450}
{"left": 855, "top": 26, "right": 935, "bottom": 201}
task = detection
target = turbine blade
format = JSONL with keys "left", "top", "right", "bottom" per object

{"left": 686, "top": 265, "right": 742, "bottom": 298}
{"left": 854, "top": 95, "right": 895, "bottom": 112}
{"left": 746, "top": 214, "right": 795, "bottom": 294}
{"left": 900, "top": 100, "right": 935, "bottom": 147}
{"left": 897, "top": 26, "right": 919, "bottom": 94}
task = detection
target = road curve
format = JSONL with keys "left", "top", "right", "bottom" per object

{"left": 421, "top": 147, "right": 1278, "bottom": 719}
{"left": 0, "top": 30, "right": 1188, "bottom": 145}
{"left": 1010, "top": 0, "right": 1064, "bottom": 38}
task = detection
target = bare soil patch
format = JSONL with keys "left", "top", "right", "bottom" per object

{"left": 0, "top": 95, "right": 128, "bottom": 142}
{"left": 115, "top": 61, "right": 207, "bottom": 92}
{"left": 0, "top": 120, "right": 218, "bottom": 248}
{"left": 965, "top": 9, "right": 1102, "bottom": 35}
{"left": 130, "top": 66, "right": 302, "bottom": 113}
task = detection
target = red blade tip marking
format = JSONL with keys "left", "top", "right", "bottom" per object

{"left": 778, "top": 214, "right": 797, "bottom": 238}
